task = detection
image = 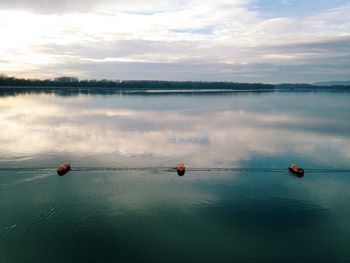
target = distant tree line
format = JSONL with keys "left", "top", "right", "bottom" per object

{"left": 0, "top": 74, "right": 119, "bottom": 88}
{"left": 0, "top": 74, "right": 349, "bottom": 91}
{"left": 0, "top": 74, "right": 274, "bottom": 90}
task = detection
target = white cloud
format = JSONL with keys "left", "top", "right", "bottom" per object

{"left": 0, "top": 2, "right": 350, "bottom": 81}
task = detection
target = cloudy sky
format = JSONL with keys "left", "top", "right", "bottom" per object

{"left": 0, "top": 0, "right": 349, "bottom": 83}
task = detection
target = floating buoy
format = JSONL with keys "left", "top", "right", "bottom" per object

{"left": 57, "top": 162, "right": 71, "bottom": 176}
{"left": 289, "top": 163, "right": 304, "bottom": 177}
{"left": 176, "top": 163, "right": 186, "bottom": 176}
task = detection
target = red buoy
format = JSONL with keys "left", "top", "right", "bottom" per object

{"left": 176, "top": 163, "right": 186, "bottom": 176}
{"left": 57, "top": 162, "right": 71, "bottom": 176}
{"left": 289, "top": 163, "right": 304, "bottom": 177}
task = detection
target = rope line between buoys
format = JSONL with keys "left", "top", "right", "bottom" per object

{"left": 0, "top": 167, "right": 350, "bottom": 173}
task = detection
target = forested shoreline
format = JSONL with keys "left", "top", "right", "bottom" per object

{"left": 1, "top": 74, "right": 349, "bottom": 91}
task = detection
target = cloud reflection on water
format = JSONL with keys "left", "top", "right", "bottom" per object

{"left": 0, "top": 92, "right": 349, "bottom": 168}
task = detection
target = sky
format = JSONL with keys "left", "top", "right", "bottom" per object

{"left": 0, "top": 0, "right": 349, "bottom": 83}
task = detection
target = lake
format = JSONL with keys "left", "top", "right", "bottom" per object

{"left": 1, "top": 90, "right": 350, "bottom": 262}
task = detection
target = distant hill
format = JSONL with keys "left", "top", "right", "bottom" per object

{"left": 313, "top": 81, "right": 350, "bottom": 86}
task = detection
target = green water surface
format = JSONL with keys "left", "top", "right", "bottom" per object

{"left": 1, "top": 90, "right": 350, "bottom": 262}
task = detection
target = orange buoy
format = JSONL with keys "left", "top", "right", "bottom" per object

{"left": 176, "top": 163, "right": 186, "bottom": 176}
{"left": 57, "top": 162, "right": 71, "bottom": 176}
{"left": 288, "top": 163, "right": 304, "bottom": 177}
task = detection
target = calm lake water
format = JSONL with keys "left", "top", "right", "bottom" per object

{"left": 1, "top": 90, "right": 350, "bottom": 262}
